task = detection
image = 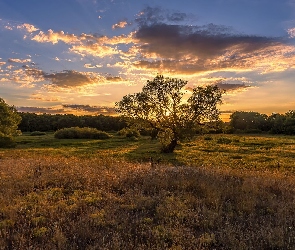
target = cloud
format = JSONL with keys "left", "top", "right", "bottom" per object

{"left": 130, "top": 21, "right": 294, "bottom": 75}
{"left": 135, "top": 6, "right": 166, "bottom": 26}
{"left": 62, "top": 104, "right": 116, "bottom": 114}
{"left": 29, "top": 29, "right": 136, "bottom": 58}
{"left": 2, "top": 61, "right": 125, "bottom": 89}
{"left": 112, "top": 20, "right": 128, "bottom": 29}
{"left": 70, "top": 43, "right": 119, "bottom": 57}
{"left": 32, "top": 29, "right": 80, "bottom": 44}
{"left": 17, "top": 106, "right": 65, "bottom": 114}
{"left": 69, "top": 33, "right": 135, "bottom": 57}
{"left": 105, "top": 76, "right": 123, "bottom": 81}
{"left": 287, "top": 27, "right": 295, "bottom": 38}
{"left": 166, "top": 12, "right": 188, "bottom": 22}
{"left": 4, "top": 25, "right": 13, "bottom": 30}
{"left": 8, "top": 58, "right": 32, "bottom": 64}
{"left": 135, "top": 23, "right": 278, "bottom": 59}
{"left": 43, "top": 70, "right": 101, "bottom": 87}
{"left": 135, "top": 6, "right": 195, "bottom": 26}
{"left": 215, "top": 81, "right": 251, "bottom": 92}
{"left": 0, "top": 66, "right": 42, "bottom": 87}
{"left": 17, "top": 104, "right": 116, "bottom": 115}
{"left": 84, "top": 63, "right": 102, "bottom": 68}
{"left": 17, "top": 23, "right": 39, "bottom": 33}
{"left": 0, "top": 61, "right": 6, "bottom": 66}
{"left": 29, "top": 94, "right": 60, "bottom": 102}
{"left": 16, "top": 103, "right": 115, "bottom": 115}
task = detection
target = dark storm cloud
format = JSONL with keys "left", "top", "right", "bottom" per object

{"left": 132, "top": 7, "right": 284, "bottom": 74}
{"left": 135, "top": 23, "right": 280, "bottom": 60}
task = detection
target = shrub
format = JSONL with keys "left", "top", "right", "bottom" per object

{"left": 0, "top": 134, "right": 16, "bottom": 148}
{"left": 117, "top": 128, "right": 140, "bottom": 138}
{"left": 54, "top": 127, "right": 111, "bottom": 139}
{"left": 30, "top": 131, "right": 47, "bottom": 136}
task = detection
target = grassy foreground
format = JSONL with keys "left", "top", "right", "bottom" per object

{"left": 1, "top": 134, "right": 295, "bottom": 249}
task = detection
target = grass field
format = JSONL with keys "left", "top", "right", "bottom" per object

{"left": 1, "top": 133, "right": 295, "bottom": 249}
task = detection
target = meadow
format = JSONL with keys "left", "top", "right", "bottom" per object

{"left": 1, "top": 133, "right": 295, "bottom": 249}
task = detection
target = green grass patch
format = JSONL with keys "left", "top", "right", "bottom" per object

{"left": 9, "top": 133, "right": 295, "bottom": 172}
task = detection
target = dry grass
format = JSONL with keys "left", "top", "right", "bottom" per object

{"left": 1, "top": 152, "right": 295, "bottom": 249}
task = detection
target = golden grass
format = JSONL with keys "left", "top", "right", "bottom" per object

{"left": 1, "top": 151, "right": 295, "bottom": 249}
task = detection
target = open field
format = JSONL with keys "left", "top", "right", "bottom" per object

{"left": 9, "top": 132, "right": 295, "bottom": 172}
{"left": 1, "top": 133, "right": 295, "bottom": 249}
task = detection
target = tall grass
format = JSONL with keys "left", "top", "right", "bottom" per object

{"left": 1, "top": 153, "right": 295, "bottom": 249}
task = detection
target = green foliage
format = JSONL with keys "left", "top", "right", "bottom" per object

{"left": 116, "top": 75, "right": 224, "bottom": 153}
{"left": 230, "top": 111, "right": 269, "bottom": 132}
{"left": 0, "top": 98, "right": 22, "bottom": 136}
{"left": 117, "top": 128, "right": 140, "bottom": 138}
{"left": 0, "top": 98, "right": 22, "bottom": 147}
{"left": 229, "top": 110, "right": 295, "bottom": 135}
{"left": 54, "top": 127, "right": 111, "bottom": 139}
{"left": 0, "top": 134, "right": 16, "bottom": 148}
{"left": 18, "top": 112, "right": 127, "bottom": 132}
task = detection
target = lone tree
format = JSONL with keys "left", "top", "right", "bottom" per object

{"left": 0, "top": 98, "right": 22, "bottom": 147}
{"left": 116, "top": 75, "right": 223, "bottom": 153}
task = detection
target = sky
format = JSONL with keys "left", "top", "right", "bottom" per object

{"left": 0, "top": 0, "right": 295, "bottom": 119}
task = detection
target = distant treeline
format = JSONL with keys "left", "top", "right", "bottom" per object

{"left": 229, "top": 110, "right": 295, "bottom": 134}
{"left": 18, "top": 113, "right": 126, "bottom": 132}
{"left": 17, "top": 110, "right": 295, "bottom": 135}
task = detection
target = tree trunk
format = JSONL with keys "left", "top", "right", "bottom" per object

{"left": 161, "top": 138, "right": 178, "bottom": 153}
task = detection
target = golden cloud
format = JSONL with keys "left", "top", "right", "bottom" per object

{"left": 84, "top": 63, "right": 102, "bottom": 68}
{"left": 17, "top": 23, "right": 39, "bottom": 33}
{"left": 8, "top": 58, "right": 32, "bottom": 64}
{"left": 112, "top": 21, "right": 128, "bottom": 29}
{"left": 29, "top": 93, "right": 61, "bottom": 102}
{"left": 70, "top": 44, "right": 119, "bottom": 57}
{"left": 4, "top": 25, "right": 13, "bottom": 30}
{"left": 32, "top": 29, "right": 80, "bottom": 44}
{"left": 8, "top": 68, "right": 39, "bottom": 87}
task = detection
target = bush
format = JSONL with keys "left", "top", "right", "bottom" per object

{"left": 54, "top": 127, "right": 111, "bottom": 139}
{"left": 117, "top": 128, "right": 140, "bottom": 138}
{"left": 30, "top": 131, "right": 47, "bottom": 136}
{"left": 0, "top": 135, "right": 16, "bottom": 148}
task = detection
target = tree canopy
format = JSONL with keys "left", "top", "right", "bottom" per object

{"left": 116, "top": 75, "right": 224, "bottom": 152}
{"left": 0, "top": 98, "right": 22, "bottom": 147}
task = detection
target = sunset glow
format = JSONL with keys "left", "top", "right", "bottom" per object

{"left": 0, "top": 0, "right": 295, "bottom": 116}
